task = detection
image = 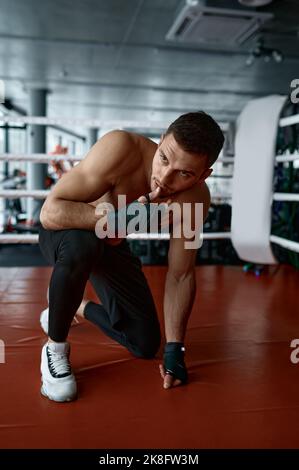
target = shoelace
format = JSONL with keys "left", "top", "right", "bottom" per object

{"left": 48, "top": 349, "right": 71, "bottom": 377}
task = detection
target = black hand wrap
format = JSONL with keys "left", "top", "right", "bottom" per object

{"left": 106, "top": 199, "right": 168, "bottom": 237}
{"left": 163, "top": 342, "right": 188, "bottom": 384}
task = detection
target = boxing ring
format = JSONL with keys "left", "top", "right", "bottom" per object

{"left": 0, "top": 102, "right": 299, "bottom": 449}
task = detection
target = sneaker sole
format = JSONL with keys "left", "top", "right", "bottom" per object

{"left": 40, "top": 384, "right": 77, "bottom": 403}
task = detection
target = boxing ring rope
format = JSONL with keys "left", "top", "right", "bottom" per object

{"left": 273, "top": 193, "right": 299, "bottom": 202}
{"left": 275, "top": 152, "right": 299, "bottom": 163}
{"left": 0, "top": 232, "right": 232, "bottom": 244}
{"left": 0, "top": 190, "right": 49, "bottom": 199}
{"left": 0, "top": 116, "right": 173, "bottom": 129}
{"left": 270, "top": 235, "right": 299, "bottom": 254}
{"left": 0, "top": 153, "right": 83, "bottom": 163}
{"left": 279, "top": 113, "right": 299, "bottom": 127}
{"left": 0, "top": 189, "right": 232, "bottom": 201}
{"left": 0, "top": 153, "right": 235, "bottom": 164}
{"left": 0, "top": 115, "right": 229, "bottom": 132}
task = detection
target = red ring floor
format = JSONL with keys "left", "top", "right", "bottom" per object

{"left": 0, "top": 265, "right": 298, "bottom": 449}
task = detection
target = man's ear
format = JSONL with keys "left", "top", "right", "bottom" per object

{"left": 199, "top": 168, "right": 213, "bottom": 183}
{"left": 206, "top": 168, "right": 213, "bottom": 178}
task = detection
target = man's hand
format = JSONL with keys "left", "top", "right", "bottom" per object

{"left": 138, "top": 186, "right": 173, "bottom": 205}
{"left": 159, "top": 364, "right": 184, "bottom": 389}
{"left": 95, "top": 187, "right": 175, "bottom": 243}
{"left": 159, "top": 342, "right": 188, "bottom": 390}
{"left": 138, "top": 186, "right": 174, "bottom": 231}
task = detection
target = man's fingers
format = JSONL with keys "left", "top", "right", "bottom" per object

{"left": 138, "top": 188, "right": 175, "bottom": 206}
{"left": 159, "top": 364, "right": 183, "bottom": 388}
{"left": 164, "top": 374, "right": 182, "bottom": 389}
{"left": 148, "top": 186, "right": 161, "bottom": 202}
{"left": 138, "top": 186, "right": 161, "bottom": 204}
{"left": 163, "top": 372, "right": 175, "bottom": 389}
{"left": 137, "top": 195, "right": 148, "bottom": 204}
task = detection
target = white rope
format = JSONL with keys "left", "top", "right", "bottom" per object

{"left": 0, "top": 189, "right": 231, "bottom": 202}
{"left": 0, "top": 115, "right": 229, "bottom": 132}
{"left": 273, "top": 192, "right": 299, "bottom": 202}
{"left": 0, "top": 234, "right": 39, "bottom": 244}
{"left": 211, "top": 195, "right": 232, "bottom": 201}
{"left": 128, "top": 233, "right": 171, "bottom": 240}
{"left": 270, "top": 235, "right": 299, "bottom": 253}
{"left": 128, "top": 231, "right": 231, "bottom": 240}
{"left": 275, "top": 153, "right": 299, "bottom": 163}
{"left": 279, "top": 114, "right": 299, "bottom": 128}
{"left": 0, "top": 116, "right": 170, "bottom": 129}
{"left": 0, "top": 154, "right": 234, "bottom": 164}
{"left": 0, "top": 231, "right": 232, "bottom": 244}
{"left": 0, "top": 190, "right": 49, "bottom": 199}
{"left": 0, "top": 153, "right": 83, "bottom": 163}
{"left": 216, "top": 157, "right": 234, "bottom": 164}
{"left": 4, "top": 233, "right": 299, "bottom": 255}
{"left": 200, "top": 232, "right": 231, "bottom": 239}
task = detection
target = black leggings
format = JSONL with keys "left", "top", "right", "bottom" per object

{"left": 38, "top": 226, "right": 161, "bottom": 359}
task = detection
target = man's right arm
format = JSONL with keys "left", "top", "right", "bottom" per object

{"left": 40, "top": 130, "right": 133, "bottom": 231}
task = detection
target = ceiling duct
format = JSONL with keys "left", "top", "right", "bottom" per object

{"left": 166, "top": 0, "right": 273, "bottom": 46}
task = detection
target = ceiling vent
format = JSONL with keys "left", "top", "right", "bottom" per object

{"left": 166, "top": 1, "right": 273, "bottom": 46}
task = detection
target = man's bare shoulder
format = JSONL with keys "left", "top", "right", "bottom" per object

{"left": 82, "top": 130, "right": 140, "bottom": 177}
{"left": 95, "top": 130, "right": 136, "bottom": 157}
{"left": 100, "top": 129, "right": 154, "bottom": 153}
{"left": 100, "top": 129, "right": 133, "bottom": 144}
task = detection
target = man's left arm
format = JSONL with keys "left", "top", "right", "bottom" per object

{"left": 160, "top": 183, "right": 211, "bottom": 389}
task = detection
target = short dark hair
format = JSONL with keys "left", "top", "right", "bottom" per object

{"left": 166, "top": 111, "right": 224, "bottom": 167}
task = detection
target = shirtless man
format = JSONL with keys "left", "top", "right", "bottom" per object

{"left": 38, "top": 111, "right": 224, "bottom": 402}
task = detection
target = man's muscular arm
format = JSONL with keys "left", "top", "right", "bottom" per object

{"left": 164, "top": 184, "right": 210, "bottom": 342}
{"left": 40, "top": 131, "right": 134, "bottom": 231}
{"left": 160, "top": 183, "right": 211, "bottom": 388}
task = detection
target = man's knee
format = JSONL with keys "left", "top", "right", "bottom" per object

{"left": 128, "top": 321, "right": 161, "bottom": 359}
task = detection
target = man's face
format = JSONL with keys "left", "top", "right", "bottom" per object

{"left": 150, "top": 133, "right": 212, "bottom": 197}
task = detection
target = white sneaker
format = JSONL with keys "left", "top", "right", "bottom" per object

{"left": 40, "top": 342, "right": 77, "bottom": 402}
{"left": 40, "top": 308, "right": 79, "bottom": 335}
